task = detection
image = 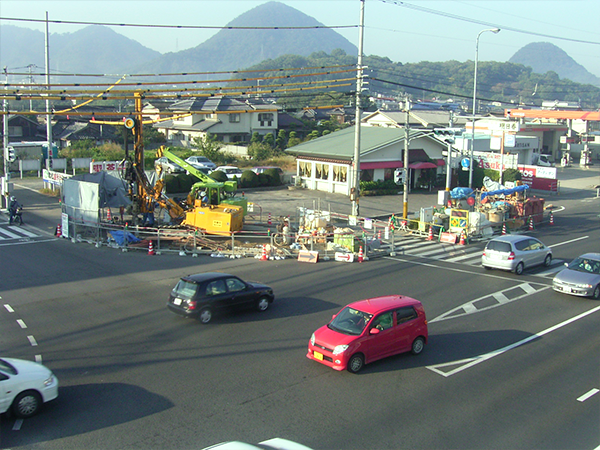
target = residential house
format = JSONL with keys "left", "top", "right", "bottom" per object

{"left": 287, "top": 125, "right": 447, "bottom": 195}
{"left": 3, "top": 115, "right": 45, "bottom": 142}
{"left": 153, "top": 96, "right": 279, "bottom": 147}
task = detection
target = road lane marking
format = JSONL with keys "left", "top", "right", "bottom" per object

{"left": 577, "top": 389, "right": 599, "bottom": 402}
{"left": 16, "top": 319, "right": 27, "bottom": 328}
{"left": 12, "top": 419, "right": 23, "bottom": 431}
{"left": 27, "top": 335, "right": 38, "bottom": 346}
{"left": 4, "top": 304, "right": 14, "bottom": 313}
{"left": 8, "top": 226, "right": 38, "bottom": 237}
{"left": 35, "top": 354, "right": 42, "bottom": 363}
{"left": 548, "top": 236, "right": 588, "bottom": 248}
{"left": 427, "top": 304, "right": 600, "bottom": 377}
{"left": 430, "top": 283, "right": 549, "bottom": 323}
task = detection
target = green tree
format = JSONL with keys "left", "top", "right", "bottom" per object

{"left": 250, "top": 132, "right": 261, "bottom": 145}
{"left": 247, "top": 142, "right": 274, "bottom": 161}
{"left": 275, "top": 130, "right": 287, "bottom": 150}
{"left": 191, "top": 134, "right": 223, "bottom": 163}
{"left": 287, "top": 131, "right": 302, "bottom": 148}
{"left": 262, "top": 133, "right": 275, "bottom": 148}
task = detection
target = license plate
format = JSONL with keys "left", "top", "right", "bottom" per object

{"left": 173, "top": 298, "right": 182, "bottom": 305}
{"left": 314, "top": 351, "right": 324, "bottom": 361}
{"left": 563, "top": 287, "right": 572, "bottom": 293}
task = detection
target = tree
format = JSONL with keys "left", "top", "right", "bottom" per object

{"left": 275, "top": 130, "right": 287, "bottom": 150}
{"left": 247, "top": 142, "right": 273, "bottom": 161}
{"left": 287, "top": 131, "right": 301, "bottom": 148}
{"left": 262, "top": 133, "right": 275, "bottom": 148}
{"left": 191, "top": 134, "right": 223, "bottom": 162}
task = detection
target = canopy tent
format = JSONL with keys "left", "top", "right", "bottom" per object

{"left": 408, "top": 161, "right": 438, "bottom": 169}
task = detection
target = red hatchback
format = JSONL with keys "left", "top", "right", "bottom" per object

{"left": 307, "top": 296, "right": 428, "bottom": 373}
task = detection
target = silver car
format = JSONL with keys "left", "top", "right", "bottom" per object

{"left": 481, "top": 234, "right": 552, "bottom": 275}
{"left": 552, "top": 253, "right": 600, "bottom": 299}
{"left": 185, "top": 156, "right": 216, "bottom": 171}
{"left": 154, "top": 157, "right": 184, "bottom": 174}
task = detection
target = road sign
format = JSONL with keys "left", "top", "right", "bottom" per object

{"left": 461, "top": 158, "right": 470, "bottom": 168}
{"left": 298, "top": 250, "right": 319, "bottom": 263}
{"left": 334, "top": 252, "right": 354, "bottom": 263}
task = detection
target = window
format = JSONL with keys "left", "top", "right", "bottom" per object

{"left": 299, "top": 161, "right": 312, "bottom": 177}
{"left": 332, "top": 165, "right": 347, "bottom": 182}
{"left": 226, "top": 278, "right": 246, "bottom": 292}
{"left": 372, "top": 312, "right": 394, "bottom": 331}
{"left": 396, "top": 306, "right": 417, "bottom": 324}
{"left": 206, "top": 279, "right": 227, "bottom": 296}
{"left": 258, "top": 113, "right": 274, "bottom": 127}
{"left": 229, "top": 113, "right": 240, "bottom": 123}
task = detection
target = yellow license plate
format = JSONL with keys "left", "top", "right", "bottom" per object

{"left": 314, "top": 351, "right": 324, "bottom": 361}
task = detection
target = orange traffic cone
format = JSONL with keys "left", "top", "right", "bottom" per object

{"left": 459, "top": 230, "right": 466, "bottom": 245}
{"left": 268, "top": 213, "right": 272, "bottom": 225}
{"left": 56, "top": 224, "right": 62, "bottom": 237}
{"left": 528, "top": 216, "right": 534, "bottom": 230}
{"left": 427, "top": 225, "right": 434, "bottom": 241}
{"left": 358, "top": 245, "right": 364, "bottom": 263}
{"left": 377, "top": 229, "right": 382, "bottom": 240}
{"left": 148, "top": 240, "right": 155, "bottom": 255}
{"left": 550, "top": 212, "right": 554, "bottom": 225}
{"left": 260, "top": 244, "right": 268, "bottom": 261}
{"left": 106, "top": 208, "right": 112, "bottom": 222}
{"left": 501, "top": 223, "right": 507, "bottom": 235}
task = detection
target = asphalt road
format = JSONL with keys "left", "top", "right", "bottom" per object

{"left": 0, "top": 167, "right": 599, "bottom": 449}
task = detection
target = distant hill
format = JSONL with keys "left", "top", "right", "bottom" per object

{"left": 134, "top": 1, "right": 358, "bottom": 74}
{"left": 0, "top": 25, "right": 160, "bottom": 78}
{"left": 509, "top": 42, "right": 600, "bottom": 86}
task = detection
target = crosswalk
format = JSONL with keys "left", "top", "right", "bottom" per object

{"left": 0, "top": 223, "right": 41, "bottom": 242}
{"left": 387, "top": 235, "right": 563, "bottom": 279}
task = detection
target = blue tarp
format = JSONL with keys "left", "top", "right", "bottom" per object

{"left": 450, "top": 187, "right": 474, "bottom": 199}
{"left": 109, "top": 230, "right": 142, "bottom": 246}
{"left": 481, "top": 184, "right": 529, "bottom": 200}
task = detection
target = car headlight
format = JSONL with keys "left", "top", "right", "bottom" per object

{"left": 44, "top": 375, "right": 55, "bottom": 387}
{"left": 310, "top": 333, "right": 315, "bottom": 346}
{"left": 332, "top": 345, "right": 349, "bottom": 355}
{"left": 577, "top": 283, "right": 593, "bottom": 289}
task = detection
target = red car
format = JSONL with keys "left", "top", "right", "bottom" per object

{"left": 307, "top": 296, "right": 428, "bottom": 373}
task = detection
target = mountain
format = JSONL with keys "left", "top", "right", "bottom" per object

{"left": 509, "top": 42, "right": 600, "bottom": 86}
{"left": 134, "top": 1, "right": 357, "bottom": 74}
{"left": 0, "top": 24, "right": 160, "bottom": 77}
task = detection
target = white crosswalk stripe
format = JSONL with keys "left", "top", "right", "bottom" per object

{"left": 0, "top": 224, "right": 41, "bottom": 240}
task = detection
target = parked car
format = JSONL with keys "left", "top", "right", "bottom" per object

{"left": 154, "top": 157, "right": 184, "bottom": 174}
{"left": 553, "top": 253, "right": 600, "bottom": 299}
{"left": 0, "top": 357, "right": 59, "bottom": 418}
{"left": 307, "top": 295, "right": 428, "bottom": 373}
{"left": 252, "top": 166, "right": 284, "bottom": 176}
{"left": 481, "top": 235, "right": 552, "bottom": 275}
{"left": 166, "top": 272, "right": 275, "bottom": 324}
{"left": 213, "top": 166, "right": 243, "bottom": 180}
{"left": 202, "top": 438, "right": 313, "bottom": 450}
{"left": 185, "top": 156, "right": 216, "bottom": 171}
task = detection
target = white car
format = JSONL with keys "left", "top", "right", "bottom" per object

{"left": 213, "top": 166, "right": 244, "bottom": 180}
{"left": 0, "top": 357, "right": 59, "bottom": 418}
{"left": 202, "top": 438, "right": 313, "bottom": 450}
{"left": 185, "top": 156, "right": 216, "bottom": 171}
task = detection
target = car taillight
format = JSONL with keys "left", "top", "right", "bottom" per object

{"left": 508, "top": 251, "right": 515, "bottom": 260}
{"left": 187, "top": 300, "right": 197, "bottom": 310}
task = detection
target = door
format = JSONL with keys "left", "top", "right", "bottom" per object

{"left": 391, "top": 306, "right": 420, "bottom": 355}
{"left": 0, "top": 373, "right": 12, "bottom": 413}
{"left": 363, "top": 311, "right": 395, "bottom": 362}
{"left": 224, "top": 276, "right": 254, "bottom": 308}
{"left": 203, "top": 279, "right": 232, "bottom": 310}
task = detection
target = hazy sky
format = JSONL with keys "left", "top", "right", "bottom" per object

{"left": 1, "top": 0, "right": 600, "bottom": 76}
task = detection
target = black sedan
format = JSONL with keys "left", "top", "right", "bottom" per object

{"left": 166, "top": 272, "right": 274, "bottom": 324}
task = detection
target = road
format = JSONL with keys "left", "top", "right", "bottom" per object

{"left": 0, "top": 169, "right": 599, "bottom": 449}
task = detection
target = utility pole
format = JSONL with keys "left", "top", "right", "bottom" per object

{"left": 445, "top": 111, "right": 454, "bottom": 197}
{"left": 402, "top": 97, "right": 410, "bottom": 219}
{"left": 351, "top": 0, "right": 365, "bottom": 217}
{"left": 2, "top": 66, "right": 8, "bottom": 209}
{"left": 44, "top": 11, "right": 53, "bottom": 170}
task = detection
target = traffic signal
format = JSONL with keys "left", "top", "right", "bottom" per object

{"left": 434, "top": 128, "right": 464, "bottom": 143}
{"left": 124, "top": 117, "right": 136, "bottom": 129}
{"left": 4, "top": 146, "right": 16, "bottom": 163}
{"left": 394, "top": 168, "right": 404, "bottom": 185}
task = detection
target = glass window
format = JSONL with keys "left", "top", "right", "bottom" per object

{"left": 226, "top": 278, "right": 246, "bottom": 292}
{"left": 328, "top": 307, "right": 372, "bottom": 336}
{"left": 487, "top": 241, "right": 511, "bottom": 252}
{"left": 371, "top": 312, "right": 394, "bottom": 331}
{"left": 172, "top": 280, "right": 198, "bottom": 299}
{"left": 396, "top": 306, "right": 417, "bottom": 324}
{"left": 205, "top": 279, "right": 227, "bottom": 296}
{"left": 514, "top": 240, "right": 529, "bottom": 251}
{"left": 229, "top": 113, "right": 240, "bottom": 123}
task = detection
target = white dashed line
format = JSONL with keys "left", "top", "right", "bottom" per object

{"left": 35, "top": 354, "right": 42, "bottom": 363}
{"left": 4, "top": 303, "right": 14, "bottom": 313}
{"left": 27, "top": 335, "right": 38, "bottom": 346}
{"left": 577, "top": 388, "right": 599, "bottom": 402}
{"left": 12, "top": 419, "right": 23, "bottom": 431}
{"left": 16, "top": 319, "right": 27, "bottom": 329}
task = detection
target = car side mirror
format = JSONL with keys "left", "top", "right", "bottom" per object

{"left": 369, "top": 328, "right": 380, "bottom": 335}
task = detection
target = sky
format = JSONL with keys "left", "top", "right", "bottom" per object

{"left": 1, "top": 0, "right": 600, "bottom": 77}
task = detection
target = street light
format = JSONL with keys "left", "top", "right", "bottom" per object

{"left": 469, "top": 27, "right": 500, "bottom": 188}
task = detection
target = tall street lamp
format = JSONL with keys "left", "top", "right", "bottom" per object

{"left": 469, "top": 27, "right": 500, "bottom": 188}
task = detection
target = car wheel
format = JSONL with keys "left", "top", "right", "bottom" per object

{"left": 592, "top": 285, "right": 600, "bottom": 300}
{"left": 544, "top": 254, "right": 552, "bottom": 267}
{"left": 347, "top": 353, "right": 364, "bottom": 373}
{"left": 411, "top": 336, "right": 425, "bottom": 355}
{"left": 12, "top": 391, "right": 41, "bottom": 418}
{"left": 198, "top": 307, "right": 213, "bottom": 324}
{"left": 256, "top": 297, "right": 270, "bottom": 312}
{"left": 515, "top": 262, "right": 524, "bottom": 275}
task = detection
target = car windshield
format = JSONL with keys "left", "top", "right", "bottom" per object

{"left": 0, "top": 359, "right": 17, "bottom": 375}
{"left": 486, "top": 241, "right": 512, "bottom": 252}
{"left": 328, "top": 307, "right": 373, "bottom": 336}
{"left": 172, "top": 279, "right": 199, "bottom": 299}
{"left": 568, "top": 258, "right": 600, "bottom": 274}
